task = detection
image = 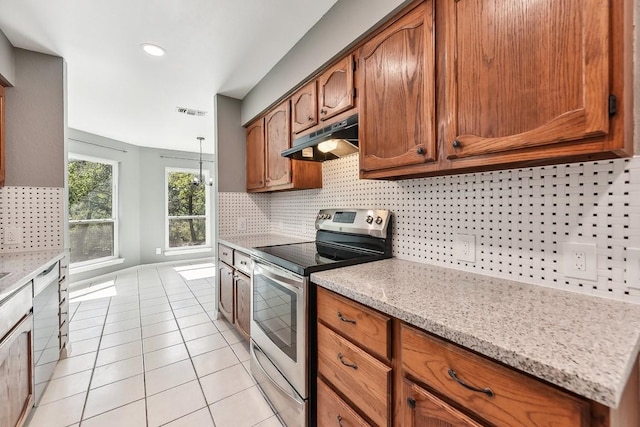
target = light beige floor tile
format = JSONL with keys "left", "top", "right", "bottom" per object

{"left": 195, "top": 294, "right": 216, "bottom": 304}
{"left": 83, "top": 374, "right": 145, "bottom": 419}
{"left": 199, "top": 363, "right": 254, "bottom": 404}
{"left": 201, "top": 302, "right": 216, "bottom": 312}
{"left": 109, "top": 295, "right": 140, "bottom": 307}
{"left": 51, "top": 352, "right": 96, "bottom": 379}
{"left": 27, "top": 392, "right": 86, "bottom": 427}
{"left": 212, "top": 318, "right": 232, "bottom": 332}
{"left": 220, "top": 327, "right": 244, "bottom": 345}
{"left": 72, "top": 308, "right": 107, "bottom": 321}
{"left": 144, "top": 342, "right": 190, "bottom": 371}
{"left": 140, "top": 310, "right": 175, "bottom": 326}
{"left": 163, "top": 407, "right": 215, "bottom": 427}
{"left": 185, "top": 333, "right": 228, "bottom": 357}
{"left": 210, "top": 386, "right": 274, "bottom": 427}
{"left": 105, "top": 309, "right": 140, "bottom": 324}
{"left": 167, "top": 292, "right": 194, "bottom": 302}
{"left": 91, "top": 355, "right": 144, "bottom": 389}
{"left": 66, "top": 337, "right": 100, "bottom": 356}
{"left": 164, "top": 286, "right": 190, "bottom": 295}
{"left": 142, "top": 319, "right": 179, "bottom": 338}
{"left": 96, "top": 341, "right": 143, "bottom": 367}
{"left": 145, "top": 359, "right": 196, "bottom": 396}
{"left": 143, "top": 330, "right": 184, "bottom": 353}
{"left": 99, "top": 328, "right": 141, "bottom": 350}
{"left": 69, "top": 316, "right": 105, "bottom": 331}
{"left": 230, "top": 341, "right": 251, "bottom": 362}
{"left": 192, "top": 346, "right": 240, "bottom": 378}
{"left": 180, "top": 321, "right": 218, "bottom": 342}
{"left": 102, "top": 317, "right": 141, "bottom": 335}
{"left": 146, "top": 380, "right": 207, "bottom": 427}
{"left": 140, "top": 303, "right": 172, "bottom": 316}
{"left": 76, "top": 300, "right": 110, "bottom": 311}
{"left": 169, "top": 298, "right": 199, "bottom": 310}
{"left": 68, "top": 325, "right": 103, "bottom": 342}
{"left": 176, "top": 312, "right": 212, "bottom": 329}
{"left": 254, "top": 415, "right": 285, "bottom": 427}
{"left": 173, "top": 304, "right": 205, "bottom": 319}
{"left": 39, "top": 370, "right": 92, "bottom": 405}
{"left": 81, "top": 399, "right": 146, "bottom": 427}
{"left": 139, "top": 296, "right": 169, "bottom": 307}
{"left": 108, "top": 302, "right": 139, "bottom": 314}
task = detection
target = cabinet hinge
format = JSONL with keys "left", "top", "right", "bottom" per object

{"left": 407, "top": 397, "right": 416, "bottom": 409}
{"left": 609, "top": 94, "right": 617, "bottom": 117}
{"left": 352, "top": 88, "right": 356, "bottom": 99}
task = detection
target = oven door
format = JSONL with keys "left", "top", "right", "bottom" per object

{"left": 251, "top": 260, "right": 307, "bottom": 398}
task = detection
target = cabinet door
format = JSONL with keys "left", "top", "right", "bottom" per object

{"left": 246, "top": 119, "right": 266, "bottom": 191}
{"left": 440, "top": 0, "right": 610, "bottom": 161}
{"left": 218, "top": 263, "right": 234, "bottom": 324}
{"left": 402, "top": 379, "right": 486, "bottom": 427}
{"left": 359, "top": 2, "right": 436, "bottom": 174}
{"left": 291, "top": 81, "right": 317, "bottom": 134}
{"left": 264, "top": 100, "right": 292, "bottom": 188}
{"left": 234, "top": 271, "right": 250, "bottom": 342}
{"left": 318, "top": 56, "right": 355, "bottom": 121}
{"left": 0, "top": 85, "right": 5, "bottom": 187}
{"left": 0, "top": 314, "right": 34, "bottom": 427}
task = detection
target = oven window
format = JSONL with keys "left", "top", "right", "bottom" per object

{"left": 253, "top": 272, "right": 297, "bottom": 362}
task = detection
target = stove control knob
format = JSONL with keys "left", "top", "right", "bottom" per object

{"left": 366, "top": 215, "right": 374, "bottom": 224}
{"left": 317, "top": 214, "right": 323, "bottom": 220}
{"left": 375, "top": 216, "right": 383, "bottom": 225}
{"left": 326, "top": 214, "right": 332, "bottom": 220}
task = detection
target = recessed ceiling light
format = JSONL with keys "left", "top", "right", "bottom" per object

{"left": 141, "top": 43, "right": 166, "bottom": 57}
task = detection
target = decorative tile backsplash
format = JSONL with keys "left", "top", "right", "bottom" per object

{"left": 218, "top": 155, "right": 640, "bottom": 303}
{"left": 0, "top": 186, "right": 64, "bottom": 253}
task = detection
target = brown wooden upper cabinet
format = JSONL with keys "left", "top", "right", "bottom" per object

{"left": 359, "top": 1, "right": 436, "bottom": 177}
{"left": 291, "top": 81, "right": 317, "bottom": 134}
{"left": 246, "top": 100, "right": 322, "bottom": 192}
{"left": 318, "top": 55, "right": 355, "bottom": 122}
{"left": 0, "top": 84, "right": 5, "bottom": 187}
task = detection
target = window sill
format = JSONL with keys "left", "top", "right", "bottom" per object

{"left": 164, "top": 247, "right": 212, "bottom": 257}
{"left": 70, "top": 258, "right": 126, "bottom": 275}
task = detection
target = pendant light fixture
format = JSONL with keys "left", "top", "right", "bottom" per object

{"left": 192, "top": 137, "right": 213, "bottom": 186}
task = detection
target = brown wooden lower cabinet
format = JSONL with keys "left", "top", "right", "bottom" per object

{"left": 218, "top": 262, "right": 234, "bottom": 324}
{"left": 234, "top": 270, "right": 251, "bottom": 341}
{"left": 402, "top": 379, "right": 485, "bottom": 427}
{"left": 317, "top": 378, "right": 371, "bottom": 427}
{"left": 0, "top": 314, "right": 34, "bottom": 427}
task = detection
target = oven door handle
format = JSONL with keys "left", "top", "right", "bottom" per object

{"left": 251, "top": 342, "right": 305, "bottom": 406}
{"left": 253, "top": 262, "right": 304, "bottom": 292}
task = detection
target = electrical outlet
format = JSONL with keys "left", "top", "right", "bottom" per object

{"left": 237, "top": 218, "right": 247, "bottom": 232}
{"left": 455, "top": 234, "right": 476, "bottom": 263}
{"left": 155, "top": 247, "right": 162, "bottom": 255}
{"left": 4, "top": 227, "right": 22, "bottom": 245}
{"left": 626, "top": 248, "right": 640, "bottom": 290}
{"left": 562, "top": 242, "right": 597, "bottom": 281}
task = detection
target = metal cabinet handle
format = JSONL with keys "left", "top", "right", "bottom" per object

{"left": 337, "top": 312, "right": 356, "bottom": 324}
{"left": 417, "top": 147, "right": 425, "bottom": 155}
{"left": 321, "top": 108, "right": 327, "bottom": 115}
{"left": 337, "top": 415, "right": 343, "bottom": 426}
{"left": 338, "top": 352, "right": 358, "bottom": 369}
{"left": 308, "top": 116, "right": 313, "bottom": 121}
{"left": 240, "top": 261, "right": 247, "bottom": 265}
{"left": 452, "top": 140, "right": 462, "bottom": 149}
{"left": 222, "top": 252, "right": 228, "bottom": 256}
{"left": 448, "top": 369, "right": 494, "bottom": 398}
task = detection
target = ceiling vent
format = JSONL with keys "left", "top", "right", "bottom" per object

{"left": 176, "top": 107, "right": 207, "bottom": 117}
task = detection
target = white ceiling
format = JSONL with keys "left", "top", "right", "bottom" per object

{"left": 0, "top": 0, "right": 339, "bottom": 154}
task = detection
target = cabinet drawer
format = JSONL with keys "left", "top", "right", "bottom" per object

{"left": 318, "top": 323, "right": 391, "bottom": 427}
{"left": 218, "top": 244, "right": 233, "bottom": 265}
{"left": 401, "top": 324, "right": 589, "bottom": 427}
{"left": 233, "top": 251, "right": 251, "bottom": 275}
{"left": 317, "top": 378, "right": 371, "bottom": 427}
{"left": 317, "top": 287, "right": 391, "bottom": 361}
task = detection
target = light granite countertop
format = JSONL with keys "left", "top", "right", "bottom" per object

{"left": 218, "top": 233, "right": 310, "bottom": 253}
{"left": 0, "top": 249, "right": 67, "bottom": 302}
{"left": 311, "top": 258, "right": 640, "bottom": 408}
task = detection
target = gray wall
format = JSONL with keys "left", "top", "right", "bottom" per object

{"left": 0, "top": 29, "right": 15, "bottom": 86}
{"left": 5, "top": 49, "right": 64, "bottom": 187}
{"left": 68, "top": 131, "right": 215, "bottom": 282}
{"left": 240, "top": 0, "right": 410, "bottom": 124}
{"left": 215, "top": 94, "right": 245, "bottom": 192}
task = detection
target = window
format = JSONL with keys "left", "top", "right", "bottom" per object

{"left": 166, "top": 168, "right": 210, "bottom": 250}
{"left": 68, "top": 154, "right": 118, "bottom": 266}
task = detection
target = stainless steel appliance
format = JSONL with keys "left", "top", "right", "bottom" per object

{"left": 250, "top": 209, "right": 392, "bottom": 427}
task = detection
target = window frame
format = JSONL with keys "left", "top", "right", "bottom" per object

{"left": 164, "top": 167, "right": 211, "bottom": 251}
{"left": 68, "top": 153, "right": 119, "bottom": 268}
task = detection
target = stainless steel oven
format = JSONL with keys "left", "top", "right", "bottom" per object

{"left": 250, "top": 260, "right": 308, "bottom": 427}
{"left": 249, "top": 208, "right": 392, "bottom": 427}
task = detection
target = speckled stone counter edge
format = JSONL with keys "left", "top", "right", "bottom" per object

{"left": 0, "top": 249, "right": 67, "bottom": 301}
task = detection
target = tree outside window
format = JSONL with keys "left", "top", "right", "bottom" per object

{"left": 68, "top": 155, "right": 118, "bottom": 265}
{"left": 166, "top": 169, "right": 209, "bottom": 248}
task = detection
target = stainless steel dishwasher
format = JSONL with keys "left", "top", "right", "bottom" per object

{"left": 32, "top": 261, "right": 60, "bottom": 404}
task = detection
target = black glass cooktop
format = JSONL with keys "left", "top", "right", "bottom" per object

{"left": 251, "top": 241, "right": 390, "bottom": 276}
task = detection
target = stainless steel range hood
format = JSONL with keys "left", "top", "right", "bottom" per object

{"left": 281, "top": 114, "right": 358, "bottom": 162}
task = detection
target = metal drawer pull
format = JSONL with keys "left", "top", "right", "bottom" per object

{"left": 338, "top": 352, "right": 358, "bottom": 369}
{"left": 448, "top": 369, "right": 495, "bottom": 398}
{"left": 337, "top": 312, "right": 356, "bottom": 324}
{"left": 337, "top": 415, "right": 343, "bottom": 426}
